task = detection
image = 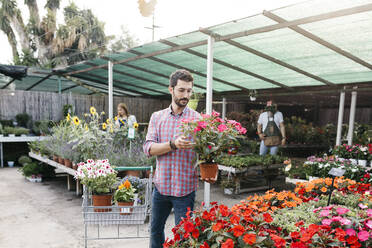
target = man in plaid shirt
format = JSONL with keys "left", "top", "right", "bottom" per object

{"left": 144, "top": 69, "right": 200, "bottom": 248}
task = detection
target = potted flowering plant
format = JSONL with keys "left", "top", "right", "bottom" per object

{"left": 75, "top": 159, "right": 117, "bottom": 212}
{"left": 358, "top": 145, "right": 369, "bottom": 167}
{"left": 114, "top": 179, "right": 136, "bottom": 215}
{"left": 181, "top": 111, "right": 246, "bottom": 182}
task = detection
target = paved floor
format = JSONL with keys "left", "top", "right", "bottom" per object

{"left": 0, "top": 167, "right": 293, "bottom": 248}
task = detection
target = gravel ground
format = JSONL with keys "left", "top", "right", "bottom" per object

{"left": 0, "top": 167, "right": 293, "bottom": 248}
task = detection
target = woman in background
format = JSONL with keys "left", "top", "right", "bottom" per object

{"left": 115, "top": 103, "right": 137, "bottom": 128}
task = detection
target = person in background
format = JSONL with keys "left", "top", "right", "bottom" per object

{"left": 143, "top": 69, "right": 200, "bottom": 248}
{"left": 115, "top": 103, "right": 137, "bottom": 128}
{"left": 257, "top": 100, "right": 286, "bottom": 155}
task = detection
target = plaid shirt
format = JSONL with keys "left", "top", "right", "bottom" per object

{"left": 144, "top": 106, "right": 200, "bottom": 197}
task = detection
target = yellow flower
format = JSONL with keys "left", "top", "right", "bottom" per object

{"left": 106, "top": 119, "right": 111, "bottom": 124}
{"left": 133, "top": 122, "right": 139, "bottom": 129}
{"left": 109, "top": 127, "right": 114, "bottom": 133}
{"left": 102, "top": 123, "right": 107, "bottom": 130}
{"left": 72, "top": 116, "right": 80, "bottom": 125}
{"left": 66, "top": 113, "right": 71, "bottom": 121}
{"left": 114, "top": 116, "right": 118, "bottom": 121}
{"left": 84, "top": 113, "right": 89, "bottom": 117}
{"left": 123, "top": 179, "right": 131, "bottom": 189}
{"left": 84, "top": 124, "right": 89, "bottom": 131}
{"left": 101, "top": 111, "right": 105, "bottom": 115}
{"left": 118, "top": 184, "right": 124, "bottom": 190}
{"left": 90, "top": 106, "right": 97, "bottom": 115}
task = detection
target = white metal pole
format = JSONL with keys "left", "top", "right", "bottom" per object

{"left": 222, "top": 97, "right": 226, "bottom": 119}
{"left": 204, "top": 35, "right": 214, "bottom": 209}
{"left": 108, "top": 61, "right": 114, "bottom": 120}
{"left": 335, "top": 89, "right": 345, "bottom": 146}
{"left": 347, "top": 87, "right": 357, "bottom": 145}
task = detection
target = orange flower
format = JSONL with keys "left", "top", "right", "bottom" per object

{"left": 123, "top": 179, "right": 131, "bottom": 189}
{"left": 212, "top": 222, "right": 223, "bottom": 232}
{"left": 232, "top": 225, "right": 245, "bottom": 237}
{"left": 243, "top": 233, "right": 256, "bottom": 245}
{"left": 321, "top": 187, "right": 327, "bottom": 193}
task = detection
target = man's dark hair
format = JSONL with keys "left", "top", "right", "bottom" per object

{"left": 169, "top": 69, "right": 193, "bottom": 87}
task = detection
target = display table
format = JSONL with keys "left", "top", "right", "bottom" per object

{"left": 0, "top": 136, "right": 48, "bottom": 168}
{"left": 29, "top": 152, "right": 82, "bottom": 195}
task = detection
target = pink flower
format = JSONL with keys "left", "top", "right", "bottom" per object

{"left": 346, "top": 229, "right": 356, "bottom": 236}
{"left": 217, "top": 124, "right": 228, "bottom": 132}
{"left": 197, "top": 121, "right": 207, "bottom": 129}
{"left": 359, "top": 203, "right": 367, "bottom": 209}
{"left": 358, "top": 230, "right": 369, "bottom": 241}
{"left": 320, "top": 210, "right": 330, "bottom": 217}
{"left": 194, "top": 126, "right": 202, "bottom": 133}
{"left": 367, "top": 209, "right": 372, "bottom": 217}
{"left": 322, "top": 219, "right": 332, "bottom": 226}
{"left": 212, "top": 111, "right": 220, "bottom": 117}
{"left": 337, "top": 207, "right": 350, "bottom": 215}
{"left": 340, "top": 218, "right": 351, "bottom": 225}
{"left": 366, "top": 220, "right": 372, "bottom": 229}
{"left": 332, "top": 216, "right": 342, "bottom": 222}
{"left": 201, "top": 114, "right": 210, "bottom": 119}
{"left": 228, "top": 120, "right": 238, "bottom": 126}
{"left": 238, "top": 127, "right": 247, "bottom": 134}
{"left": 181, "top": 119, "right": 191, "bottom": 124}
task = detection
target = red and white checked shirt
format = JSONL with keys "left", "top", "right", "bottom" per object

{"left": 144, "top": 105, "right": 200, "bottom": 197}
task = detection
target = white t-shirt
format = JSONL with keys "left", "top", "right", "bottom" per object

{"left": 257, "top": 111, "right": 284, "bottom": 131}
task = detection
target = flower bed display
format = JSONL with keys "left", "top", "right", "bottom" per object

{"left": 164, "top": 178, "right": 371, "bottom": 248}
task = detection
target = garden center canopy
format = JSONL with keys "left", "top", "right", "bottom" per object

{"left": 1, "top": 0, "right": 372, "bottom": 106}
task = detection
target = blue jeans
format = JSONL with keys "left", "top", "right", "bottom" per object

{"left": 259, "top": 140, "right": 279, "bottom": 155}
{"left": 150, "top": 187, "right": 195, "bottom": 248}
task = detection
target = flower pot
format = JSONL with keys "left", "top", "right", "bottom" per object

{"left": 199, "top": 163, "right": 218, "bottom": 183}
{"left": 58, "top": 157, "right": 64, "bottom": 165}
{"left": 117, "top": 201, "right": 134, "bottom": 215}
{"left": 92, "top": 194, "right": 112, "bottom": 212}
{"left": 53, "top": 155, "right": 58, "bottom": 162}
{"left": 126, "top": 170, "right": 141, "bottom": 177}
{"left": 223, "top": 188, "right": 234, "bottom": 195}
{"left": 350, "top": 159, "right": 357, "bottom": 165}
{"left": 7, "top": 161, "right": 14, "bottom": 167}
{"left": 64, "top": 159, "right": 72, "bottom": 168}
{"left": 358, "top": 160, "right": 367, "bottom": 167}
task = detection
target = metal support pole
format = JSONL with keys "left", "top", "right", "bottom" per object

{"left": 335, "top": 89, "right": 345, "bottom": 146}
{"left": 204, "top": 35, "right": 214, "bottom": 209}
{"left": 108, "top": 61, "right": 114, "bottom": 120}
{"left": 0, "top": 142, "right": 3, "bottom": 168}
{"left": 58, "top": 76, "right": 62, "bottom": 94}
{"left": 347, "top": 87, "right": 357, "bottom": 145}
{"left": 222, "top": 97, "right": 226, "bottom": 119}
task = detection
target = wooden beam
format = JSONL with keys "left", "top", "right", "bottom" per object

{"left": 263, "top": 10, "right": 372, "bottom": 70}
{"left": 1, "top": 78, "right": 16, "bottom": 89}
{"left": 60, "top": 84, "right": 79, "bottom": 93}
{"left": 25, "top": 74, "right": 52, "bottom": 91}
{"left": 63, "top": 75, "right": 106, "bottom": 96}
{"left": 59, "top": 81, "right": 126, "bottom": 96}
{"left": 222, "top": 39, "right": 335, "bottom": 86}
{"left": 159, "top": 39, "right": 293, "bottom": 91}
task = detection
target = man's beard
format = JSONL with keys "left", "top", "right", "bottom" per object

{"left": 173, "top": 94, "right": 189, "bottom": 107}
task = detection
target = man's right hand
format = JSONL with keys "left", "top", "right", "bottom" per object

{"left": 259, "top": 134, "right": 265, "bottom": 140}
{"left": 174, "top": 136, "right": 194, "bottom": 149}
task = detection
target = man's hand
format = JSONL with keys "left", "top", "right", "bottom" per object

{"left": 174, "top": 136, "right": 195, "bottom": 149}
{"left": 202, "top": 172, "right": 218, "bottom": 184}
{"left": 281, "top": 138, "right": 286, "bottom": 146}
{"left": 259, "top": 134, "right": 265, "bottom": 140}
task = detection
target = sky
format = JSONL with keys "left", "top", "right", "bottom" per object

{"left": 0, "top": 0, "right": 306, "bottom": 64}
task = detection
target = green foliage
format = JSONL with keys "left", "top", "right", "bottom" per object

{"left": 32, "top": 120, "right": 53, "bottom": 135}
{"left": 0, "top": 120, "right": 14, "bottom": 127}
{"left": 113, "top": 180, "right": 136, "bottom": 203}
{"left": 15, "top": 113, "right": 31, "bottom": 128}
{"left": 62, "top": 104, "right": 74, "bottom": 117}
{"left": 226, "top": 111, "right": 260, "bottom": 139}
{"left": 18, "top": 155, "right": 32, "bottom": 165}
{"left": 13, "top": 49, "right": 39, "bottom": 66}
{"left": 216, "top": 154, "right": 287, "bottom": 169}
{"left": 19, "top": 162, "right": 40, "bottom": 177}
{"left": 81, "top": 172, "right": 117, "bottom": 195}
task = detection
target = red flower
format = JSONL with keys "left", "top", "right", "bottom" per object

{"left": 270, "top": 234, "right": 286, "bottom": 248}
{"left": 200, "top": 242, "right": 210, "bottom": 248}
{"left": 290, "top": 231, "right": 300, "bottom": 240}
{"left": 219, "top": 205, "right": 230, "bottom": 217}
{"left": 183, "top": 221, "right": 194, "bottom": 232}
{"left": 335, "top": 228, "right": 346, "bottom": 242}
{"left": 212, "top": 222, "right": 223, "bottom": 232}
{"left": 232, "top": 225, "right": 245, "bottom": 237}
{"left": 192, "top": 229, "right": 199, "bottom": 239}
{"left": 221, "top": 238, "right": 234, "bottom": 248}
{"left": 290, "top": 242, "right": 307, "bottom": 248}
{"left": 174, "top": 233, "right": 180, "bottom": 241}
{"left": 263, "top": 213, "right": 273, "bottom": 223}
{"left": 347, "top": 236, "right": 359, "bottom": 245}
{"left": 243, "top": 233, "right": 256, "bottom": 245}
{"left": 230, "top": 215, "right": 240, "bottom": 225}
{"left": 295, "top": 221, "right": 304, "bottom": 227}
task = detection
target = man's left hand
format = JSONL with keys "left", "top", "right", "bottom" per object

{"left": 281, "top": 138, "right": 286, "bottom": 146}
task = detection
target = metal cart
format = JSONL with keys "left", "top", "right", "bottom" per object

{"left": 82, "top": 166, "right": 152, "bottom": 248}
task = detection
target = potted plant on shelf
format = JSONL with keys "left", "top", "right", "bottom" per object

{"left": 75, "top": 159, "right": 117, "bottom": 212}
{"left": 19, "top": 162, "right": 42, "bottom": 182}
{"left": 114, "top": 179, "right": 136, "bottom": 215}
{"left": 181, "top": 111, "right": 246, "bottom": 182}
{"left": 220, "top": 178, "right": 235, "bottom": 195}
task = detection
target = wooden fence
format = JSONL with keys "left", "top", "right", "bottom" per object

{"left": 0, "top": 90, "right": 170, "bottom": 123}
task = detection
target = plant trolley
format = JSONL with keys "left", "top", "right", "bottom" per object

{"left": 82, "top": 166, "right": 152, "bottom": 247}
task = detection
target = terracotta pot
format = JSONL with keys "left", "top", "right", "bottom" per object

{"left": 64, "top": 159, "right": 72, "bottom": 168}
{"left": 92, "top": 194, "right": 112, "bottom": 212}
{"left": 58, "top": 157, "right": 64, "bottom": 165}
{"left": 199, "top": 163, "right": 218, "bottom": 183}
{"left": 126, "top": 170, "right": 141, "bottom": 177}
{"left": 53, "top": 155, "right": 58, "bottom": 162}
{"left": 117, "top": 201, "right": 134, "bottom": 215}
